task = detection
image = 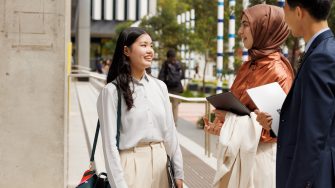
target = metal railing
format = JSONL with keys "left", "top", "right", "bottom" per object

{"left": 69, "top": 66, "right": 213, "bottom": 157}
{"left": 167, "top": 94, "right": 212, "bottom": 157}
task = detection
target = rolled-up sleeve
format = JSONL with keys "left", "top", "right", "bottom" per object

{"left": 160, "top": 83, "right": 184, "bottom": 180}
{"left": 97, "top": 84, "right": 128, "bottom": 188}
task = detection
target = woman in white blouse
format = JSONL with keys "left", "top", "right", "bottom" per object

{"left": 97, "top": 27, "right": 184, "bottom": 188}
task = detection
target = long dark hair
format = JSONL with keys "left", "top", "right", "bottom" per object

{"left": 106, "top": 27, "right": 148, "bottom": 110}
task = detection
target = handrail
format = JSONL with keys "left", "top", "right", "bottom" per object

{"left": 168, "top": 93, "right": 207, "bottom": 102}
{"left": 69, "top": 66, "right": 212, "bottom": 157}
{"left": 72, "top": 64, "right": 92, "bottom": 71}
{"left": 168, "top": 93, "right": 212, "bottom": 157}
{"left": 69, "top": 70, "right": 107, "bottom": 81}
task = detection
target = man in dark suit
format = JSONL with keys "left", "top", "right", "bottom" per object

{"left": 256, "top": 0, "right": 335, "bottom": 187}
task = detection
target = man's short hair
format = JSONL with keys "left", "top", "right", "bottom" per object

{"left": 167, "top": 49, "right": 176, "bottom": 58}
{"left": 287, "top": 0, "right": 333, "bottom": 20}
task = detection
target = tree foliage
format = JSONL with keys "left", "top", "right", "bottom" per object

{"left": 140, "top": 0, "right": 186, "bottom": 61}
{"left": 101, "top": 21, "right": 133, "bottom": 57}
{"left": 181, "top": 0, "right": 217, "bottom": 60}
{"left": 249, "top": 0, "right": 276, "bottom": 5}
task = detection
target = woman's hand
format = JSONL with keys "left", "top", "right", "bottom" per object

{"left": 213, "top": 109, "right": 227, "bottom": 122}
{"left": 203, "top": 116, "right": 223, "bottom": 136}
{"left": 176, "top": 179, "right": 183, "bottom": 188}
{"left": 254, "top": 109, "right": 272, "bottom": 130}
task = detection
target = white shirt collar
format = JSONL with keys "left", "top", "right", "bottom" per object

{"left": 305, "top": 28, "right": 330, "bottom": 52}
{"left": 132, "top": 72, "right": 150, "bottom": 85}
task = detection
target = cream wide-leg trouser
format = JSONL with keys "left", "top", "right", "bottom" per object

{"left": 119, "top": 142, "right": 169, "bottom": 188}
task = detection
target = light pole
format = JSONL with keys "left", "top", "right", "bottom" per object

{"left": 216, "top": 0, "right": 225, "bottom": 94}
{"left": 241, "top": 0, "right": 250, "bottom": 62}
{"left": 227, "top": 0, "right": 236, "bottom": 88}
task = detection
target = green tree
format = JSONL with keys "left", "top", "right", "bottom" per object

{"left": 101, "top": 21, "right": 133, "bottom": 58}
{"left": 249, "top": 0, "right": 277, "bottom": 5}
{"left": 140, "top": 0, "right": 187, "bottom": 62}
{"left": 179, "top": 0, "right": 218, "bottom": 92}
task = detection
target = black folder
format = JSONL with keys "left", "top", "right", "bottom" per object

{"left": 206, "top": 92, "right": 251, "bottom": 116}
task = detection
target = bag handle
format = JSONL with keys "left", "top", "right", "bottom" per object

{"left": 90, "top": 82, "right": 121, "bottom": 166}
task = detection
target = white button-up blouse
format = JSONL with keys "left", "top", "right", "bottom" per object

{"left": 96, "top": 73, "right": 184, "bottom": 187}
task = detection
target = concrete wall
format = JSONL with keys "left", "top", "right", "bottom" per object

{"left": 0, "top": 0, "right": 70, "bottom": 187}
{"left": 76, "top": 0, "right": 90, "bottom": 68}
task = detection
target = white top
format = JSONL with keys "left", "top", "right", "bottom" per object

{"left": 96, "top": 73, "right": 184, "bottom": 188}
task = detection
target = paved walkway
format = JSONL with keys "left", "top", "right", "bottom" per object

{"left": 67, "top": 80, "right": 218, "bottom": 188}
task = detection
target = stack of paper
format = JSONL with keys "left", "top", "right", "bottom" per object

{"left": 246, "top": 82, "right": 287, "bottom": 136}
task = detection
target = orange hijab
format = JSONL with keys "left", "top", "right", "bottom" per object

{"left": 243, "top": 4, "right": 290, "bottom": 65}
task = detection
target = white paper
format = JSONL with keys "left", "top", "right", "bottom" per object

{"left": 246, "top": 82, "right": 286, "bottom": 136}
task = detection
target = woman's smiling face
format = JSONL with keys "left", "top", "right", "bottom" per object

{"left": 124, "top": 33, "right": 154, "bottom": 71}
{"left": 238, "top": 15, "right": 254, "bottom": 49}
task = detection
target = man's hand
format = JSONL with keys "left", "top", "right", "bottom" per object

{"left": 203, "top": 116, "right": 223, "bottom": 136}
{"left": 254, "top": 109, "right": 272, "bottom": 130}
{"left": 176, "top": 179, "right": 183, "bottom": 188}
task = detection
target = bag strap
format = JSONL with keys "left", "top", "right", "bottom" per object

{"left": 114, "top": 82, "right": 122, "bottom": 149}
{"left": 90, "top": 82, "right": 121, "bottom": 164}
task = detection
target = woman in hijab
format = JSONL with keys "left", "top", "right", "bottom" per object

{"left": 204, "top": 4, "right": 294, "bottom": 188}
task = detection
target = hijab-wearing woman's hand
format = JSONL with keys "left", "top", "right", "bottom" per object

{"left": 254, "top": 109, "right": 272, "bottom": 130}
{"left": 176, "top": 179, "right": 183, "bottom": 188}
{"left": 203, "top": 116, "right": 223, "bottom": 136}
{"left": 213, "top": 109, "right": 227, "bottom": 122}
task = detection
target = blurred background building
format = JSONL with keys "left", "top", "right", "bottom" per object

{"left": 71, "top": 0, "right": 157, "bottom": 70}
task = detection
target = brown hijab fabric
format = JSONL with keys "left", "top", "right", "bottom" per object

{"left": 243, "top": 4, "right": 290, "bottom": 61}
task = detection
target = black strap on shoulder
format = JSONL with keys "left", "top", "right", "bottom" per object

{"left": 90, "top": 82, "right": 122, "bottom": 163}
{"left": 112, "top": 82, "right": 122, "bottom": 149}
{"left": 90, "top": 121, "right": 100, "bottom": 162}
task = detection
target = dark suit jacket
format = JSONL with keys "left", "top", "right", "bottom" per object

{"left": 277, "top": 29, "right": 335, "bottom": 188}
